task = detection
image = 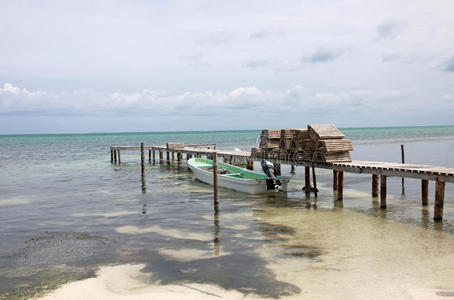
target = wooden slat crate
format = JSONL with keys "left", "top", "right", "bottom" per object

{"left": 308, "top": 124, "right": 345, "bottom": 140}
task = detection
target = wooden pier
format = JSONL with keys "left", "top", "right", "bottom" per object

{"left": 110, "top": 143, "right": 453, "bottom": 221}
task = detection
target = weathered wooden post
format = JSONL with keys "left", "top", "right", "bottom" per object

{"left": 166, "top": 151, "right": 170, "bottom": 163}
{"left": 141, "top": 143, "right": 145, "bottom": 179}
{"left": 421, "top": 179, "right": 429, "bottom": 206}
{"left": 177, "top": 152, "right": 182, "bottom": 163}
{"left": 291, "top": 165, "right": 295, "bottom": 174}
{"left": 110, "top": 149, "right": 113, "bottom": 163}
{"left": 304, "top": 166, "right": 311, "bottom": 193}
{"left": 372, "top": 174, "right": 379, "bottom": 197}
{"left": 148, "top": 149, "right": 151, "bottom": 163}
{"left": 434, "top": 180, "right": 445, "bottom": 221}
{"left": 246, "top": 160, "right": 254, "bottom": 170}
{"left": 312, "top": 165, "right": 318, "bottom": 197}
{"left": 213, "top": 152, "right": 219, "bottom": 208}
{"left": 114, "top": 149, "right": 117, "bottom": 164}
{"left": 117, "top": 150, "right": 121, "bottom": 164}
{"left": 172, "top": 152, "right": 175, "bottom": 161}
{"left": 333, "top": 170, "right": 338, "bottom": 191}
{"left": 380, "top": 175, "right": 387, "bottom": 208}
{"left": 152, "top": 150, "right": 156, "bottom": 163}
{"left": 337, "top": 171, "right": 343, "bottom": 200}
{"left": 401, "top": 144, "right": 405, "bottom": 194}
{"left": 159, "top": 150, "right": 163, "bottom": 162}
{"left": 187, "top": 153, "right": 192, "bottom": 160}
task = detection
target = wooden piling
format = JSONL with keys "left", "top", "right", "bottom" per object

{"left": 401, "top": 144, "right": 405, "bottom": 194}
{"left": 312, "top": 165, "right": 318, "bottom": 197}
{"left": 117, "top": 150, "right": 121, "bottom": 164}
{"left": 372, "top": 174, "right": 379, "bottom": 197}
{"left": 177, "top": 152, "right": 182, "bottom": 163}
{"left": 434, "top": 180, "right": 445, "bottom": 221}
{"left": 114, "top": 149, "right": 117, "bottom": 164}
{"left": 159, "top": 150, "right": 163, "bottom": 162}
{"left": 421, "top": 179, "right": 429, "bottom": 206}
{"left": 224, "top": 157, "right": 228, "bottom": 163}
{"left": 291, "top": 165, "right": 295, "bottom": 174}
{"left": 187, "top": 153, "right": 192, "bottom": 160}
{"left": 152, "top": 150, "right": 156, "bottom": 163}
{"left": 140, "top": 143, "right": 145, "bottom": 178}
{"left": 380, "top": 175, "right": 387, "bottom": 208}
{"left": 246, "top": 160, "right": 254, "bottom": 170}
{"left": 337, "top": 171, "right": 343, "bottom": 200}
{"left": 166, "top": 151, "right": 170, "bottom": 162}
{"left": 304, "top": 166, "right": 311, "bottom": 193}
{"left": 148, "top": 149, "right": 151, "bottom": 163}
{"left": 333, "top": 170, "right": 338, "bottom": 191}
{"left": 213, "top": 152, "right": 219, "bottom": 206}
{"left": 110, "top": 149, "right": 113, "bottom": 163}
{"left": 172, "top": 152, "right": 175, "bottom": 161}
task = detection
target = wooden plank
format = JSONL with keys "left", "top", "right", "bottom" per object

{"left": 167, "top": 142, "right": 184, "bottom": 149}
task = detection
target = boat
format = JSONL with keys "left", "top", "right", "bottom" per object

{"left": 187, "top": 157, "right": 290, "bottom": 194}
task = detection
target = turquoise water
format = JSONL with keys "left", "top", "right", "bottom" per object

{"left": 1, "top": 125, "right": 454, "bottom": 299}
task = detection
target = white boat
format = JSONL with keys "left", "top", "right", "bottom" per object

{"left": 187, "top": 157, "right": 289, "bottom": 194}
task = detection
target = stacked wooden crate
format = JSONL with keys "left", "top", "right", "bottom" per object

{"left": 251, "top": 124, "right": 352, "bottom": 163}
{"left": 308, "top": 124, "right": 352, "bottom": 163}
{"left": 252, "top": 129, "right": 281, "bottom": 158}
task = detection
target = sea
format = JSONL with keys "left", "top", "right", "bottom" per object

{"left": 0, "top": 126, "right": 454, "bottom": 299}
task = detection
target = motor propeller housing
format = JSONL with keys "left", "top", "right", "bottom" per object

{"left": 261, "top": 160, "right": 282, "bottom": 190}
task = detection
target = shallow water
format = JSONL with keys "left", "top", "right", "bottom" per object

{"left": 0, "top": 126, "right": 453, "bottom": 299}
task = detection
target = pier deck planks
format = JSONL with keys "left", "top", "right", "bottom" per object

{"left": 110, "top": 145, "right": 454, "bottom": 182}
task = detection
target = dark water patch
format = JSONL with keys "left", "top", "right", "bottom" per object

{"left": 282, "top": 245, "right": 322, "bottom": 259}
{"left": 3, "top": 232, "right": 113, "bottom": 266}
{"left": 140, "top": 251, "right": 301, "bottom": 298}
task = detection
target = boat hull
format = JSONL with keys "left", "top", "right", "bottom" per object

{"left": 188, "top": 158, "right": 289, "bottom": 194}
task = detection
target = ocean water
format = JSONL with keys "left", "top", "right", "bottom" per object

{"left": 0, "top": 126, "right": 454, "bottom": 299}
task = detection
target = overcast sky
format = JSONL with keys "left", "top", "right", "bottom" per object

{"left": 1, "top": 0, "right": 453, "bottom": 134}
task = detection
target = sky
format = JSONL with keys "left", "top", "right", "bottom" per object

{"left": 0, "top": 0, "right": 453, "bottom": 134}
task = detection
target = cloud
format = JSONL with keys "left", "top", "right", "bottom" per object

{"left": 196, "top": 30, "right": 235, "bottom": 46}
{"left": 249, "top": 30, "right": 270, "bottom": 40}
{"left": 439, "top": 55, "right": 454, "bottom": 72}
{"left": 0, "top": 82, "right": 414, "bottom": 119}
{"left": 376, "top": 20, "right": 407, "bottom": 39}
{"left": 302, "top": 47, "right": 342, "bottom": 63}
{"left": 241, "top": 58, "right": 274, "bottom": 69}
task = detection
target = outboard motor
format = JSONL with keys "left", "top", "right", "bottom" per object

{"left": 261, "top": 160, "right": 282, "bottom": 190}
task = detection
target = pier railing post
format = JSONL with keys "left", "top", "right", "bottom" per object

{"left": 372, "top": 174, "right": 379, "bottom": 197}
{"left": 141, "top": 143, "right": 145, "bottom": 179}
{"left": 337, "top": 171, "right": 343, "bottom": 200}
{"left": 401, "top": 144, "right": 405, "bottom": 194}
{"left": 213, "top": 152, "right": 219, "bottom": 208}
{"left": 380, "top": 175, "right": 387, "bottom": 208}
{"left": 434, "top": 180, "right": 445, "bottom": 221}
{"left": 304, "top": 166, "right": 311, "bottom": 193}
{"left": 422, "top": 179, "right": 429, "bottom": 206}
